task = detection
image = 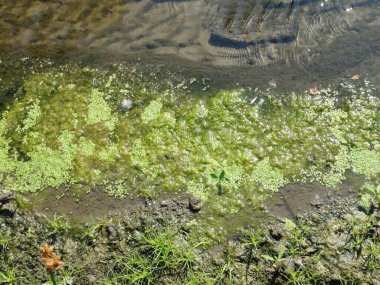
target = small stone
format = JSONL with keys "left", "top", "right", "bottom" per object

{"left": 269, "top": 225, "right": 284, "bottom": 240}
{"left": 88, "top": 275, "right": 97, "bottom": 283}
{"left": 351, "top": 74, "right": 360, "bottom": 80}
{"left": 0, "top": 202, "right": 17, "bottom": 216}
{"left": 281, "top": 259, "right": 295, "bottom": 272}
{"left": 230, "top": 244, "right": 245, "bottom": 258}
{"left": 107, "top": 225, "right": 117, "bottom": 238}
{"left": 269, "top": 79, "right": 277, "bottom": 88}
{"left": 120, "top": 99, "right": 133, "bottom": 110}
{"left": 160, "top": 200, "right": 170, "bottom": 207}
{"left": 305, "top": 247, "right": 318, "bottom": 254}
{"left": 189, "top": 196, "right": 203, "bottom": 212}
{"left": 309, "top": 87, "right": 320, "bottom": 95}
{"left": 310, "top": 194, "right": 323, "bottom": 207}
{"left": 371, "top": 279, "right": 380, "bottom": 285}
{"left": 132, "top": 230, "right": 142, "bottom": 241}
{"left": 294, "top": 258, "right": 304, "bottom": 268}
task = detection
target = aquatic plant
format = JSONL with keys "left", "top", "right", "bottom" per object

{"left": 261, "top": 247, "right": 287, "bottom": 268}
{"left": 87, "top": 89, "right": 117, "bottom": 131}
{"left": 102, "top": 226, "right": 198, "bottom": 284}
{"left": 210, "top": 170, "right": 229, "bottom": 195}
{"left": 0, "top": 62, "right": 378, "bottom": 221}
{"left": 250, "top": 158, "right": 287, "bottom": 192}
{"left": 141, "top": 100, "right": 163, "bottom": 124}
{"left": 350, "top": 148, "right": 380, "bottom": 179}
{"left": 359, "top": 183, "right": 380, "bottom": 212}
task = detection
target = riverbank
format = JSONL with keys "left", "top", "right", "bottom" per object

{"left": 1, "top": 190, "right": 379, "bottom": 284}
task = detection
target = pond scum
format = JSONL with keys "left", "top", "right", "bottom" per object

{"left": 0, "top": 60, "right": 379, "bottom": 218}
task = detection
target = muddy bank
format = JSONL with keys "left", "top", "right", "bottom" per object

{"left": 1, "top": 191, "right": 379, "bottom": 284}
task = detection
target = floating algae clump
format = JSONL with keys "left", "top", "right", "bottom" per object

{"left": 350, "top": 148, "right": 380, "bottom": 179}
{"left": 87, "top": 89, "right": 118, "bottom": 131}
{"left": 0, "top": 62, "right": 379, "bottom": 209}
{"left": 250, "top": 158, "right": 287, "bottom": 192}
{"left": 141, "top": 100, "right": 162, "bottom": 124}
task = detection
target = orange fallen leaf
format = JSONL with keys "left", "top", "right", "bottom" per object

{"left": 351, "top": 74, "right": 360, "bottom": 80}
{"left": 309, "top": 87, "right": 320, "bottom": 95}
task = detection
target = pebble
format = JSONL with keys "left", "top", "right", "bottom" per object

{"left": 120, "top": 99, "right": 133, "bottom": 110}
{"left": 189, "top": 196, "right": 203, "bottom": 212}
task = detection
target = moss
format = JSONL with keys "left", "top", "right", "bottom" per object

{"left": 358, "top": 193, "right": 372, "bottom": 212}
{"left": 78, "top": 138, "right": 96, "bottom": 157}
{"left": 302, "top": 145, "right": 351, "bottom": 189}
{"left": 187, "top": 181, "right": 209, "bottom": 201}
{"left": 130, "top": 138, "right": 149, "bottom": 172}
{"left": 0, "top": 114, "right": 15, "bottom": 180}
{"left": 104, "top": 179, "right": 127, "bottom": 198}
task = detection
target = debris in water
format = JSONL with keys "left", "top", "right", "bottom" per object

{"left": 309, "top": 87, "right": 320, "bottom": 95}
{"left": 351, "top": 74, "right": 360, "bottom": 80}
{"left": 269, "top": 79, "right": 277, "bottom": 88}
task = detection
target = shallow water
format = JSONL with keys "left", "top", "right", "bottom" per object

{"left": 1, "top": 0, "right": 380, "bottom": 66}
{"left": 1, "top": 0, "right": 380, "bottom": 91}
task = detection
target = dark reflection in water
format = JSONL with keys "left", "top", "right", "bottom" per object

{"left": 208, "top": 0, "right": 380, "bottom": 65}
{"left": 209, "top": 33, "right": 296, "bottom": 48}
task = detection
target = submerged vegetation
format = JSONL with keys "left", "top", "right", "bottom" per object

{"left": 0, "top": 60, "right": 378, "bottom": 205}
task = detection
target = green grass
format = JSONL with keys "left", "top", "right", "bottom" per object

{"left": 46, "top": 215, "right": 69, "bottom": 236}
{"left": 102, "top": 226, "right": 198, "bottom": 284}
{"left": 0, "top": 267, "right": 16, "bottom": 284}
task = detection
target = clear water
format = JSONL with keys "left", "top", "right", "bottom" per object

{"left": 1, "top": 0, "right": 380, "bottom": 90}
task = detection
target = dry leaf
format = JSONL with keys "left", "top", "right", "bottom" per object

{"left": 351, "top": 74, "right": 360, "bottom": 80}
{"left": 309, "top": 87, "right": 320, "bottom": 95}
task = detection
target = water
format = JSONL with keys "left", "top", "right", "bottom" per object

{"left": 0, "top": 0, "right": 379, "bottom": 65}
{"left": 1, "top": 0, "right": 380, "bottom": 90}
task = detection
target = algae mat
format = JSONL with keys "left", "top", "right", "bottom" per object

{"left": 0, "top": 59, "right": 379, "bottom": 218}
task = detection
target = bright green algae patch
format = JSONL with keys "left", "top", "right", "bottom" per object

{"left": 0, "top": 65, "right": 379, "bottom": 209}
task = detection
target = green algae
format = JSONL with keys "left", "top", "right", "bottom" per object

{"left": 141, "top": 100, "right": 163, "bottom": 124}
{"left": 250, "top": 157, "right": 287, "bottom": 192}
{"left": 350, "top": 148, "right": 380, "bottom": 179}
{"left": 0, "top": 62, "right": 379, "bottom": 214}
{"left": 87, "top": 89, "right": 118, "bottom": 131}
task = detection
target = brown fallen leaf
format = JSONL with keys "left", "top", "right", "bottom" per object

{"left": 351, "top": 74, "right": 360, "bottom": 80}
{"left": 309, "top": 87, "right": 320, "bottom": 95}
